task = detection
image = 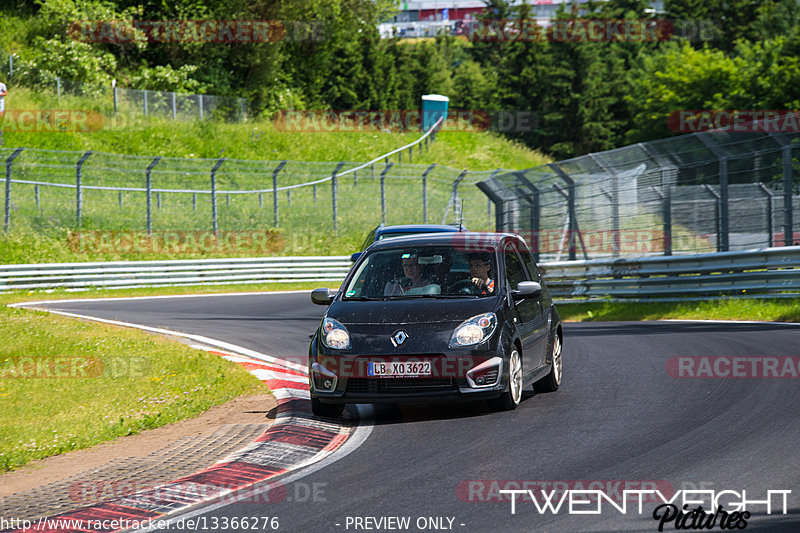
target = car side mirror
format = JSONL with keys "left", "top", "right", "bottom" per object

{"left": 512, "top": 281, "right": 541, "bottom": 301}
{"left": 350, "top": 252, "right": 362, "bottom": 262}
{"left": 311, "top": 288, "right": 335, "bottom": 306}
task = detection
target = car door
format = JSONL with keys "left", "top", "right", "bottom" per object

{"left": 503, "top": 243, "right": 548, "bottom": 377}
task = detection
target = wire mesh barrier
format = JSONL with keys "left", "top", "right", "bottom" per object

{"left": 480, "top": 129, "right": 800, "bottom": 261}
{"left": 1, "top": 132, "right": 500, "bottom": 251}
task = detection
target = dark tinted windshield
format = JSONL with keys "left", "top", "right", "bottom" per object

{"left": 343, "top": 246, "right": 497, "bottom": 299}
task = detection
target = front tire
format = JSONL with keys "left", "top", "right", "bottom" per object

{"left": 534, "top": 331, "right": 562, "bottom": 393}
{"left": 311, "top": 396, "right": 344, "bottom": 418}
{"left": 488, "top": 348, "right": 523, "bottom": 411}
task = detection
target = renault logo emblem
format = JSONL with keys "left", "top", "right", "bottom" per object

{"left": 391, "top": 331, "right": 408, "bottom": 347}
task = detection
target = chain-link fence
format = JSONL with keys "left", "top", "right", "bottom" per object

{"left": 1, "top": 144, "right": 500, "bottom": 245}
{"left": 480, "top": 129, "right": 800, "bottom": 260}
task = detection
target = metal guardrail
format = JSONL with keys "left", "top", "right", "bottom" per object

{"left": 1, "top": 248, "right": 798, "bottom": 298}
{"left": 0, "top": 256, "right": 353, "bottom": 291}
{"left": 540, "top": 246, "right": 800, "bottom": 301}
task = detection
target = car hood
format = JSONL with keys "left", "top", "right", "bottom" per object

{"left": 327, "top": 298, "right": 497, "bottom": 326}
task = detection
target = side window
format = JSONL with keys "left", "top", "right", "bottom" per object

{"left": 504, "top": 247, "right": 528, "bottom": 288}
{"left": 518, "top": 246, "right": 540, "bottom": 281}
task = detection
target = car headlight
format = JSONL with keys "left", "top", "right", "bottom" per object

{"left": 449, "top": 312, "right": 497, "bottom": 347}
{"left": 321, "top": 317, "right": 351, "bottom": 350}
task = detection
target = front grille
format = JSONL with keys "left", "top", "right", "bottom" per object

{"left": 346, "top": 377, "right": 458, "bottom": 394}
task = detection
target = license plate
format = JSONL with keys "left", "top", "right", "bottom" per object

{"left": 368, "top": 361, "right": 431, "bottom": 377}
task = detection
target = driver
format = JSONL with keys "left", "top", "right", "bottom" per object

{"left": 384, "top": 254, "right": 429, "bottom": 295}
{"left": 467, "top": 253, "right": 495, "bottom": 295}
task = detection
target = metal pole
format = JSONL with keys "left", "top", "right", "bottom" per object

{"left": 589, "top": 154, "right": 620, "bottom": 257}
{"left": 171, "top": 92, "right": 177, "bottom": 120}
{"left": 113, "top": 86, "right": 118, "bottom": 113}
{"left": 703, "top": 184, "right": 721, "bottom": 252}
{"left": 422, "top": 163, "right": 436, "bottom": 223}
{"left": 272, "top": 160, "right": 286, "bottom": 227}
{"left": 193, "top": 193, "right": 197, "bottom": 211}
{"left": 211, "top": 157, "right": 226, "bottom": 235}
{"left": 783, "top": 144, "right": 793, "bottom": 246}
{"left": 697, "top": 134, "right": 729, "bottom": 251}
{"left": 514, "top": 172, "right": 541, "bottom": 261}
{"left": 380, "top": 162, "right": 394, "bottom": 225}
{"left": 757, "top": 183, "right": 774, "bottom": 248}
{"left": 259, "top": 193, "right": 263, "bottom": 207}
{"left": 76, "top": 151, "right": 92, "bottom": 228}
{"left": 35, "top": 185, "right": 40, "bottom": 209}
{"left": 118, "top": 191, "right": 122, "bottom": 208}
{"left": 650, "top": 186, "right": 672, "bottom": 255}
{"left": 331, "top": 162, "right": 346, "bottom": 233}
{"left": 354, "top": 171, "right": 357, "bottom": 187}
{"left": 143, "top": 90, "right": 148, "bottom": 115}
{"left": 313, "top": 184, "right": 317, "bottom": 201}
{"left": 4, "top": 148, "right": 23, "bottom": 232}
{"left": 226, "top": 194, "right": 230, "bottom": 206}
{"left": 287, "top": 190, "right": 291, "bottom": 206}
{"left": 199, "top": 95, "right": 204, "bottom": 120}
{"left": 57, "top": 77, "right": 61, "bottom": 100}
{"left": 157, "top": 192, "right": 161, "bottom": 209}
{"left": 145, "top": 157, "right": 160, "bottom": 235}
{"left": 549, "top": 163, "right": 581, "bottom": 260}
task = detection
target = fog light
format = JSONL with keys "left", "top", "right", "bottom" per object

{"left": 466, "top": 356, "right": 503, "bottom": 388}
{"left": 311, "top": 362, "right": 338, "bottom": 392}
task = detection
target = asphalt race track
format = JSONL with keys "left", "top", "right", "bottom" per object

{"left": 34, "top": 293, "right": 800, "bottom": 533}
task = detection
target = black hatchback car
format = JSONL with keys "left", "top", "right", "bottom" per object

{"left": 308, "top": 232, "right": 562, "bottom": 418}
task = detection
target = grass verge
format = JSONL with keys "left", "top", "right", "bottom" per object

{"left": 558, "top": 298, "right": 800, "bottom": 323}
{"left": 0, "top": 291, "right": 270, "bottom": 472}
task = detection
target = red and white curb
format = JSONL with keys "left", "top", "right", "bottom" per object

{"left": 4, "top": 301, "right": 359, "bottom": 533}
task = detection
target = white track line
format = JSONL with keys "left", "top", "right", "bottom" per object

{"left": 7, "top": 289, "right": 317, "bottom": 307}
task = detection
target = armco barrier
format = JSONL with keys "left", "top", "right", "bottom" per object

{"left": 0, "top": 256, "right": 353, "bottom": 291}
{"left": 1, "top": 248, "right": 798, "bottom": 299}
{"left": 540, "top": 246, "right": 800, "bottom": 301}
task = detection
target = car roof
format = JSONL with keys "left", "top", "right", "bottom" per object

{"left": 375, "top": 224, "right": 463, "bottom": 235}
{"left": 368, "top": 231, "right": 519, "bottom": 251}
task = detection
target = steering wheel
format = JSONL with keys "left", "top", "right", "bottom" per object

{"left": 451, "top": 279, "right": 477, "bottom": 294}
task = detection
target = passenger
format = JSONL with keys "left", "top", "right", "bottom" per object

{"left": 384, "top": 255, "right": 430, "bottom": 295}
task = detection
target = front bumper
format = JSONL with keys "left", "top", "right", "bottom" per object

{"left": 308, "top": 351, "right": 508, "bottom": 405}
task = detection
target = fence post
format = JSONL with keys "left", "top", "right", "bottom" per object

{"left": 589, "top": 154, "right": 620, "bottom": 257}
{"left": 171, "top": 92, "right": 177, "bottom": 120}
{"left": 783, "top": 144, "right": 794, "bottom": 246}
{"left": 697, "top": 134, "right": 729, "bottom": 251}
{"left": 331, "top": 161, "right": 346, "bottom": 233}
{"left": 757, "top": 183, "right": 774, "bottom": 248}
{"left": 118, "top": 191, "right": 122, "bottom": 208}
{"left": 549, "top": 163, "right": 585, "bottom": 261}
{"left": 157, "top": 192, "right": 162, "bottom": 209}
{"left": 259, "top": 193, "right": 263, "bottom": 208}
{"left": 4, "top": 148, "right": 23, "bottom": 232}
{"left": 354, "top": 171, "right": 357, "bottom": 187}
{"left": 75, "top": 151, "right": 92, "bottom": 228}
{"left": 113, "top": 86, "right": 118, "bottom": 113}
{"left": 35, "top": 185, "right": 40, "bottom": 209}
{"left": 380, "top": 162, "right": 394, "bottom": 225}
{"left": 199, "top": 95, "right": 204, "bottom": 120}
{"left": 143, "top": 90, "right": 148, "bottom": 116}
{"left": 272, "top": 160, "right": 286, "bottom": 227}
{"left": 57, "top": 77, "right": 61, "bottom": 101}
{"left": 650, "top": 186, "right": 672, "bottom": 256}
{"left": 703, "top": 184, "right": 721, "bottom": 252}
{"left": 514, "top": 172, "right": 541, "bottom": 261}
{"left": 145, "top": 157, "right": 160, "bottom": 234}
{"left": 422, "top": 163, "right": 436, "bottom": 223}
{"left": 211, "top": 157, "right": 226, "bottom": 235}
{"left": 441, "top": 170, "right": 468, "bottom": 225}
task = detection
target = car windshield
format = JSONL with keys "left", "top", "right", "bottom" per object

{"left": 343, "top": 246, "right": 498, "bottom": 299}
